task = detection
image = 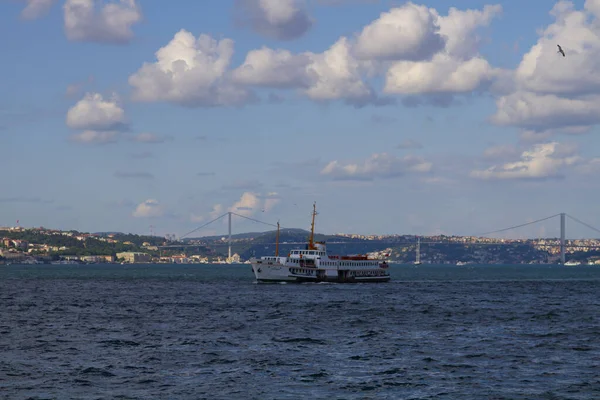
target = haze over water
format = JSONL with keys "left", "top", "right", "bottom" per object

{"left": 1, "top": 264, "right": 599, "bottom": 399}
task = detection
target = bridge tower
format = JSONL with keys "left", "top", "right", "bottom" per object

{"left": 560, "top": 212, "right": 565, "bottom": 264}
{"left": 228, "top": 212, "right": 232, "bottom": 262}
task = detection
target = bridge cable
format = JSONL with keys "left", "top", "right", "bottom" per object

{"left": 474, "top": 213, "right": 561, "bottom": 237}
{"left": 566, "top": 214, "right": 600, "bottom": 236}
{"left": 230, "top": 212, "right": 279, "bottom": 228}
{"left": 180, "top": 212, "right": 229, "bottom": 239}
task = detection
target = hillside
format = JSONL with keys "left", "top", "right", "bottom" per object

{"left": 2, "top": 226, "right": 600, "bottom": 264}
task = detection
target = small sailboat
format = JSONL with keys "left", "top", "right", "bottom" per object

{"left": 414, "top": 236, "right": 422, "bottom": 265}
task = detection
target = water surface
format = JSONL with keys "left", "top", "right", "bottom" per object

{"left": 1, "top": 264, "right": 599, "bottom": 399}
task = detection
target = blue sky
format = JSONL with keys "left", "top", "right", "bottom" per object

{"left": 2, "top": 0, "right": 600, "bottom": 240}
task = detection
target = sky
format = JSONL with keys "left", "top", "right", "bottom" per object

{"left": 2, "top": 0, "right": 600, "bottom": 240}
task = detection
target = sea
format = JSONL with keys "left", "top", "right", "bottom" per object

{"left": 1, "top": 264, "right": 599, "bottom": 400}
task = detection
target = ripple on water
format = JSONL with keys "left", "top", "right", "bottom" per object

{"left": 1, "top": 265, "right": 599, "bottom": 399}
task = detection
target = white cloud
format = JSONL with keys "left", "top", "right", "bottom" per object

{"left": 20, "top": 0, "right": 56, "bottom": 20}
{"left": 438, "top": 5, "right": 503, "bottom": 60}
{"left": 63, "top": 0, "right": 142, "bottom": 43}
{"left": 231, "top": 37, "right": 380, "bottom": 106}
{"left": 303, "top": 37, "right": 377, "bottom": 105}
{"left": 234, "top": 0, "right": 313, "bottom": 40}
{"left": 231, "top": 2, "right": 502, "bottom": 104}
{"left": 230, "top": 192, "right": 261, "bottom": 217}
{"left": 492, "top": 92, "right": 600, "bottom": 131}
{"left": 132, "top": 199, "right": 164, "bottom": 218}
{"left": 491, "top": 1, "right": 600, "bottom": 131}
{"left": 383, "top": 4, "right": 503, "bottom": 96}
{"left": 129, "top": 3, "right": 504, "bottom": 108}
{"left": 321, "top": 152, "right": 433, "bottom": 180}
{"left": 385, "top": 54, "right": 496, "bottom": 94}
{"left": 118, "top": 2, "right": 510, "bottom": 112}
{"left": 231, "top": 47, "right": 311, "bottom": 88}
{"left": 69, "top": 130, "right": 119, "bottom": 144}
{"left": 354, "top": 3, "right": 445, "bottom": 61}
{"left": 204, "top": 192, "right": 281, "bottom": 224}
{"left": 470, "top": 142, "right": 583, "bottom": 180}
{"left": 66, "top": 92, "right": 126, "bottom": 131}
{"left": 128, "top": 29, "right": 252, "bottom": 107}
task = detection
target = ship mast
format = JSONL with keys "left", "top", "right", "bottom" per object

{"left": 309, "top": 202, "right": 317, "bottom": 250}
{"left": 275, "top": 221, "right": 280, "bottom": 257}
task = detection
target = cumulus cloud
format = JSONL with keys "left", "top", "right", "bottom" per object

{"left": 383, "top": 4, "right": 503, "bottom": 96}
{"left": 354, "top": 3, "right": 445, "bottom": 61}
{"left": 385, "top": 54, "right": 497, "bottom": 95}
{"left": 491, "top": 1, "right": 600, "bottom": 132}
{"left": 132, "top": 199, "right": 164, "bottom": 218}
{"left": 130, "top": 2, "right": 503, "bottom": 108}
{"left": 66, "top": 92, "right": 126, "bottom": 131}
{"left": 230, "top": 192, "right": 262, "bottom": 217}
{"left": 19, "top": 0, "right": 56, "bottom": 20}
{"left": 66, "top": 92, "right": 128, "bottom": 144}
{"left": 303, "top": 37, "right": 379, "bottom": 105}
{"left": 470, "top": 142, "right": 584, "bottom": 180}
{"left": 231, "top": 47, "right": 312, "bottom": 88}
{"left": 438, "top": 5, "right": 503, "bottom": 60}
{"left": 232, "top": 36, "right": 382, "bottom": 106}
{"left": 63, "top": 0, "right": 142, "bottom": 44}
{"left": 321, "top": 152, "right": 433, "bottom": 180}
{"left": 234, "top": 0, "right": 313, "bottom": 40}
{"left": 129, "top": 30, "right": 252, "bottom": 107}
{"left": 203, "top": 192, "right": 281, "bottom": 223}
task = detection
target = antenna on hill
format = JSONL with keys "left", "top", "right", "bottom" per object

{"left": 150, "top": 225, "right": 154, "bottom": 237}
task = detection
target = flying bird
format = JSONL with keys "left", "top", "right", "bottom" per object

{"left": 557, "top": 44, "right": 565, "bottom": 57}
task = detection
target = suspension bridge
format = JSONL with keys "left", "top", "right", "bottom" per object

{"left": 157, "top": 212, "right": 600, "bottom": 264}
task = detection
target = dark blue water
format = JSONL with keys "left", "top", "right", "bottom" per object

{"left": 1, "top": 264, "right": 599, "bottom": 399}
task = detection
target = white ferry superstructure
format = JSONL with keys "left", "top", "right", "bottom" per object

{"left": 250, "top": 203, "right": 390, "bottom": 283}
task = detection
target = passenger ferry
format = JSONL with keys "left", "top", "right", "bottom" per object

{"left": 250, "top": 203, "right": 390, "bottom": 283}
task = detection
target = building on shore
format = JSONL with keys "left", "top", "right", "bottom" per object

{"left": 116, "top": 252, "right": 151, "bottom": 263}
{"left": 80, "top": 255, "right": 115, "bottom": 263}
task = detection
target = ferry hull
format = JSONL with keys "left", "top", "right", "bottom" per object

{"left": 251, "top": 263, "right": 390, "bottom": 283}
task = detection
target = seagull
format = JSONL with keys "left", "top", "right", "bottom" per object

{"left": 557, "top": 44, "right": 565, "bottom": 57}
